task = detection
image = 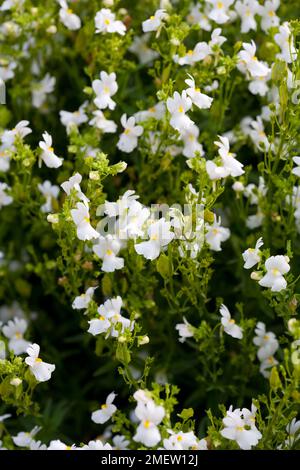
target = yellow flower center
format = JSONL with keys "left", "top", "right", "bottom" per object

{"left": 150, "top": 15, "right": 155, "bottom": 20}
{"left": 65, "top": 446, "right": 72, "bottom": 450}
{"left": 272, "top": 268, "right": 279, "bottom": 275}
{"left": 67, "top": 8, "right": 73, "bottom": 14}
{"left": 84, "top": 216, "right": 90, "bottom": 223}
{"left": 268, "top": 356, "right": 274, "bottom": 364}
{"left": 101, "top": 404, "right": 108, "bottom": 409}
{"left": 150, "top": 233, "right": 158, "bottom": 240}
{"left": 236, "top": 426, "right": 244, "bottom": 431}
{"left": 124, "top": 128, "right": 131, "bottom": 135}
{"left": 99, "top": 315, "right": 105, "bottom": 321}
{"left": 217, "top": 2, "right": 224, "bottom": 8}
{"left": 177, "top": 435, "right": 183, "bottom": 441}
{"left": 15, "top": 332, "right": 22, "bottom": 339}
{"left": 35, "top": 357, "right": 43, "bottom": 363}
{"left": 263, "top": 334, "right": 269, "bottom": 340}
{"left": 104, "top": 19, "right": 110, "bottom": 25}
{"left": 143, "top": 420, "right": 150, "bottom": 428}
{"left": 268, "top": 10, "right": 275, "bottom": 17}
{"left": 229, "top": 319, "right": 235, "bottom": 324}
{"left": 252, "top": 56, "right": 258, "bottom": 61}
{"left": 212, "top": 228, "right": 219, "bottom": 235}
{"left": 149, "top": 107, "right": 155, "bottom": 113}
{"left": 104, "top": 86, "right": 110, "bottom": 94}
{"left": 178, "top": 105, "right": 184, "bottom": 113}
{"left": 48, "top": 147, "right": 54, "bottom": 152}
{"left": 195, "top": 87, "right": 200, "bottom": 93}
{"left": 106, "top": 249, "right": 113, "bottom": 256}
{"left": 187, "top": 50, "right": 193, "bottom": 56}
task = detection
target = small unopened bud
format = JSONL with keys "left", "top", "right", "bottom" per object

{"left": 103, "top": 0, "right": 114, "bottom": 6}
{"left": 285, "top": 255, "right": 290, "bottom": 263}
{"left": 170, "top": 38, "right": 180, "bottom": 46}
{"left": 114, "top": 161, "right": 127, "bottom": 173}
{"left": 217, "top": 66, "right": 226, "bottom": 75}
{"left": 232, "top": 181, "right": 245, "bottom": 192}
{"left": 138, "top": 335, "right": 150, "bottom": 346}
{"left": 251, "top": 271, "right": 262, "bottom": 281}
{"left": 288, "top": 318, "right": 298, "bottom": 334}
{"left": 46, "top": 25, "right": 57, "bottom": 34}
{"left": 47, "top": 213, "right": 59, "bottom": 224}
{"left": 10, "top": 377, "right": 22, "bottom": 387}
{"left": 89, "top": 171, "right": 100, "bottom": 181}
{"left": 118, "top": 335, "right": 126, "bottom": 343}
{"left": 31, "top": 7, "right": 38, "bottom": 15}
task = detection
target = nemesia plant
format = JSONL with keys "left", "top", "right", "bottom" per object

{"left": 0, "top": 0, "right": 299, "bottom": 452}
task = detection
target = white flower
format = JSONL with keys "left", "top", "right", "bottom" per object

{"left": 129, "top": 35, "right": 159, "bottom": 64}
{"left": 0, "top": 149, "right": 10, "bottom": 172}
{"left": 248, "top": 71, "right": 270, "bottom": 97}
{"left": 135, "top": 218, "right": 174, "bottom": 260}
{"left": 242, "top": 237, "right": 263, "bottom": 269}
{"left": 221, "top": 406, "right": 262, "bottom": 450}
{"left": 258, "top": 255, "right": 290, "bottom": 292}
{"left": 48, "top": 440, "right": 76, "bottom": 450}
{"left": 92, "top": 71, "right": 118, "bottom": 110}
{"left": 91, "top": 392, "right": 117, "bottom": 424}
{"left": 186, "top": 3, "right": 212, "bottom": 31}
{"left": 249, "top": 117, "right": 270, "bottom": 151}
{"left": 39, "top": 132, "right": 63, "bottom": 168}
{"left": 89, "top": 110, "right": 117, "bottom": 133}
{"left": 167, "top": 91, "right": 193, "bottom": 131}
{"left": 253, "top": 322, "right": 279, "bottom": 362}
{"left": 235, "top": 0, "right": 259, "bottom": 33}
{"left": 58, "top": 0, "right": 81, "bottom": 31}
{"left": 117, "top": 114, "right": 143, "bottom": 153}
{"left": 185, "top": 76, "right": 213, "bottom": 110}
{"left": 1, "top": 120, "right": 32, "bottom": 149}
{"left": 180, "top": 125, "right": 204, "bottom": 159}
{"left": 116, "top": 199, "right": 150, "bottom": 239}
{"left": 93, "top": 235, "right": 124, "bottom": 272}
{"left": 60, "top": 103, "right": 88, "bottom": 133}
{"left": 206, "top": 160, "right": 229, "bottom": 180}
{"left": 95, "top": 8, "right": 126, "bottom": 36}
{"left": 259, "top": 355, "right": 278, "bottom": 378}
{"left": 61, "top": 173, "right": 89, "bottom": 203}
{"left": 175, "top": 317, "right": 194, "bottom": 343}
{"left": 82, "top": 440, "right": 112, "bottom": 450}
{"left": 205, "top": 216, "right": 230, "bottom": 251}
{"left": 72, "top": 286, "right": 96, "bottom": 310}
{"left": 12, "top": 426, "right": 41, "bottom": 448}
{"left": 70, "top": 202, "right": 99, "bottom": 241}
{"left": 0, "top": 61, "right": 17, "bottom": 81}
{"left": 162, "top": 430, "right": 200, "bottom": 450}
{"left": 25, "top": 343, "right": 55, "bottom": 382}
{"left": 38, "top": 180, "right": 59, "bottom": 213}
{"left": 32, "top": 74, "right": 56, "bottom": 108}
{"left": 88, "top": 296, "right": 132, "bottom": 338}
{"left": 135, "top": 102, "right": 165, "bottom": 123}
{"left": 285, "top": 418, "right": 300, "bottom": 446}
{"left": 258, "top": 0, "right": 280, "bottom": 32}
{"left": 0, "top": 0, "right": 24, "bottom": 11}
{"left": 2, "top": 318, "right": 30, "bottom": 355}
{"left": 292, "top": 157, "right": 300, "bottom": 177}
{"left": 237, "top": 41, "right": 270, "bottom": 78}
{"left": 112, "top": 435, "right": 130, "bottom": 450}
{"left": 274, "top": 23, "right": 297, "bottom": 64}
{"left": 0, "top": 183, "right": 13, "bottom": 208}
{"left": 103, "top": 189, "right": 139, "bottom": 218}
{"left": 220, "top": 305, "right": 243, "bottom": 339}
{"left": 133, "top": 400, "right": 165, "bottom": 447}
{"left": 176, "top": 42, "right": 210, "bottom": 66}
{"left": 208, "top": 0, "right": 234, "bottom": 24}
{"left": 29, "top": 440, "right": 47, "bottom": 450}
{"left": 215, "top": 135, "right": 244, "bottom": 177}
{"left": 142, "top": 9, "right": 167, "bottom": 32}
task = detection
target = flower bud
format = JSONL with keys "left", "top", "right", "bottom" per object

{"left": 138, "top": 335, "right": 150, "bottom": 346}
{"left": 47, "top": 213, "right": 59, "bottom": 224}
{"left": 251, "top": 271, "right": 262, "bottom": 281}
{"left": 10, "top": 377, "right": 22, "bottom": 387}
